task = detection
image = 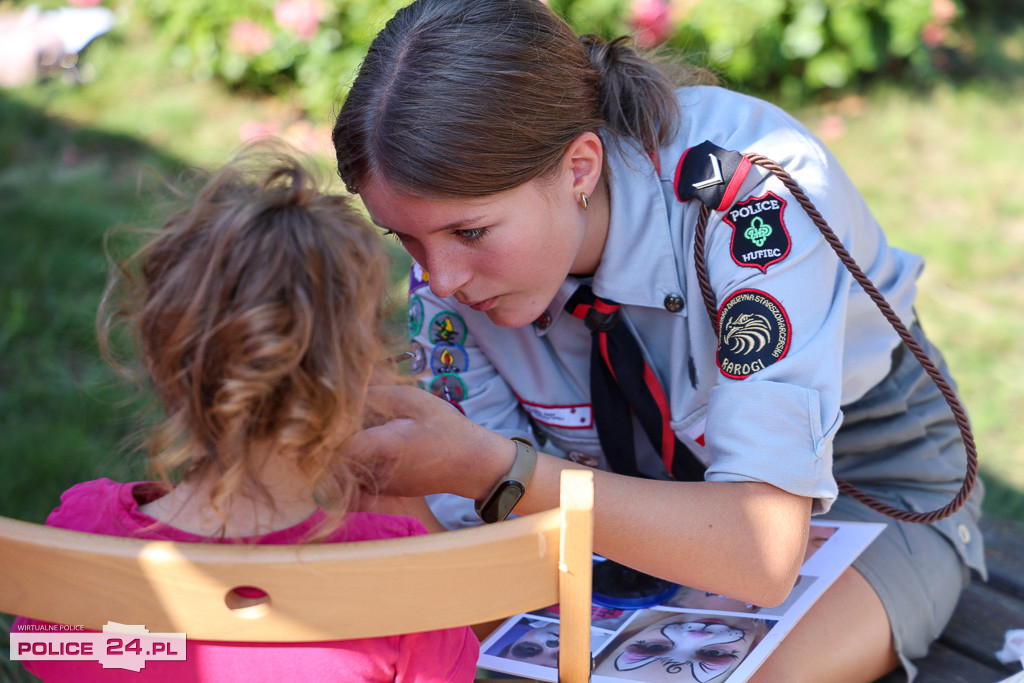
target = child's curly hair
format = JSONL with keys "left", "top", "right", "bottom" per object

{"left": 99, "top": 141, "right": 398, "bottom": 535}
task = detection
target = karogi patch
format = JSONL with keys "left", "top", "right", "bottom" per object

{"left": 716, "top": 289, "right": 791, "bottom": 378}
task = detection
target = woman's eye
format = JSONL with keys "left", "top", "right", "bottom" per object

{"left": 454, "top": 227, "right": 488, "bottom": 243}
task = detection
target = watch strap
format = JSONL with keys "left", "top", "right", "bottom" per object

{"left": 474, "top": 437, "right": 537, "bottom": 522}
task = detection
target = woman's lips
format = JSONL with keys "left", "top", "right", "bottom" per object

{"left": 468, "top": 296, "right": 498, "bottom": 312}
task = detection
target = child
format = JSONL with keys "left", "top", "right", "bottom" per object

{"left": 13, "top": 142, "right": 479, "bottom": 682}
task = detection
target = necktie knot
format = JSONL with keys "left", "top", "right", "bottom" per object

{"left": 565, "top": 286, "right": 621, "bottom": 332}
{"left": 584, "top": 304, "right": 618, "bottom": 332}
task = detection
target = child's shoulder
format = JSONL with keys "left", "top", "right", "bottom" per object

{"left": 326, "top": 512, "right": 430, "bottom": 543}
{"left": 46, "top": 478, "right": 152, "bottom": 535}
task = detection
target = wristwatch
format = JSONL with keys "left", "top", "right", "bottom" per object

{"left": 475, "top": 437, "right": 537, "bottom": 524}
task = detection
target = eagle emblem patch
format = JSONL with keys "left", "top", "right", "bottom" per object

{"left": 717, "top": 289, "right": 791, "bottom": 378}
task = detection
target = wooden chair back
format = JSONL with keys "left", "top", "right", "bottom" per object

{"left": 0, "top": 470, "right": 594, "bottom": 681}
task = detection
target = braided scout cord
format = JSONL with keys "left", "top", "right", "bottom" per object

{"left": 693, "top": 154, "right": 978, "bottom": 524}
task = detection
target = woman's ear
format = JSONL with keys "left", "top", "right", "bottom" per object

{"left": 564, "top": 131, "right": 604, "bottom": 196}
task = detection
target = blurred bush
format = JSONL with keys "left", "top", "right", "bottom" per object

{"left": 121, "top": 0, "right": 962, "bottom": 113}
{"left": 12, "top": 0, "right": 962, "bottom": 116}
{"left": 128, "top": 0, "right": 408, "bottom": 117}
{"left": 622, "top": 0, "right": 961, "bottom": 100}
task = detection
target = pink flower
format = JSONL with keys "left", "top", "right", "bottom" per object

{"left": 632, "top": 0, "right": 674, "bottom": 48}
{"left": 283, "top": 119, "right": 331, "bottom": 156}
{"left": 931, "top": 0, "right": 957, "bottom": 25}
{"left": 273, "top": 0, "right": 324, "bottom": 42}
{"left": 228, "top": 20, "right": 272, "bottom": 57}
{"left": 921, "top": 22, "right": 949, "bottom": 48}
{"left": 68, "top": 0, "right": 103, "bottom": 6}
{"left": 817, "top": 114, "right": 846, "bottom": 141}
{"left": 922, "top": 0, "right": 957, "bottom": 48}
{"left": 239, "top": 120, "right": 282, "bottom": 143}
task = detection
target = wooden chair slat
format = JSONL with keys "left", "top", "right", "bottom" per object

{"left": 0, "top": 471, "right": 596, "bottom": 682}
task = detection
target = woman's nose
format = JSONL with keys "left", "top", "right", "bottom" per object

{"left": 424, "top": 255, "right": 470, "bottom": 299}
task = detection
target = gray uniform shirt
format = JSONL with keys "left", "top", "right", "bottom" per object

{"left": 411, "top": 86, "right": 947, "bottom": 533}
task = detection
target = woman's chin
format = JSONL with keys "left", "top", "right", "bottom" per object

{"left": 483, "top": 305, "right": 539, "bottom": 329}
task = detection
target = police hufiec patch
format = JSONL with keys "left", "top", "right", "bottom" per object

{"left": 723, "top": 191, "right": 791, "bottom": 273}
{"left": 716, "top": 289, "right": 791, "bottom": 379}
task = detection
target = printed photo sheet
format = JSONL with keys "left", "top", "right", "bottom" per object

{"left": 478, "top": 520, "right": 884, "bottom": 682}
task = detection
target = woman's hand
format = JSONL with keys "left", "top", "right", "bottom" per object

{"left": 344, "top": 386, "right": 810, "bottom": 606}
{"left": 344, "top": 385, "right": 516, "bottom": 501}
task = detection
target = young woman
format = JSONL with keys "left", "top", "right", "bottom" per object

{"left": 332, "top": 1, "right": 984, "bottom": 680}
{"left": 13, "top": 143, "right": 478, "bottom": 682}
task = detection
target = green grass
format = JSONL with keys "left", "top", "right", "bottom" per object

{"left": 797, "top": 83, "right": 1024, "bottom": 520}
{"left": 0, "top": 95, "right": 168, "bottom": 522}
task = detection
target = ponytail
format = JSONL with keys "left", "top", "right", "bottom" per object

{"left": 582, "top": 34, "right": 717, "bottom": 153}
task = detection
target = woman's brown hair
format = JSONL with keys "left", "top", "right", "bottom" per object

{"left": 99, "top": 141, "right": 396, "bottom": 534}
{"left": 332, "top": 0, "right": 714, "bottom": 199}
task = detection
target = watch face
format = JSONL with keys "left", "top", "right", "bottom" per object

{"left": 481, "top": 480, "right": 526, "bottom": 523}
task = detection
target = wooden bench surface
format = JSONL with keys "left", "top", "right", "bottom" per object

{"left": 895, "top": 515, "right": 1024, "bottom": 683}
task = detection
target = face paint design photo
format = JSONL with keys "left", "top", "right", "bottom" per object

{"left": 594, "top": 612, "right": 772, "bottom": 682}
{"left": 803, "top": 524, "right": 838, "bottom": 563}
{"left": 664, "top": 586, "right": 759, "bottom": 614}
{"left": 506, "top": 622, "right": 561, "bottom": 668}
{"left": 485, "top": 619, "right": 563, "bottom": 669}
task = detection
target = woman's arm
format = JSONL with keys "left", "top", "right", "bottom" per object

{"left": 346, "top": 385, "right": 810, "bottom": 607}
{"left": 522, "top": 453, "right": 810, "bottom": 607}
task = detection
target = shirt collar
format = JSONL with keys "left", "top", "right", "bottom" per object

{"left": 591, "top": 139, "right": 685, "bottom": 309}
{"left": 533, "top": 139, "right": 686, "bottom": 336}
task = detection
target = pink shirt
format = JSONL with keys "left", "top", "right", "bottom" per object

{"left": 13, "top": 479, "right": 479, "bottom": 682}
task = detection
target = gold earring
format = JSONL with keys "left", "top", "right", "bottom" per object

{"left": 579, "top": 192, "right": 589, "bottom": 211}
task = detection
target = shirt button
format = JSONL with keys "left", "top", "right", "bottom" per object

{"left": 663, "top": 294, "right": 684, "bottom": 312}
{"left": 957, "top": 523, "right": 971, "bottom": 544}
{"left": 534, "top": 310, "right": 552, "bottom": 329}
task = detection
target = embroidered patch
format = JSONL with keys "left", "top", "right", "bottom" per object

{"left": 428, "top": 373, "right": 467, "bottom": 403}
{"left": 716, "top": 289, "right": 791, "bottom": 379}
{"left": 428, "top": 311, "right": 467, "bottom": 346}
{"left": 430, "top": 343, "right": 469, "bottom": 374}
{"left": 723, "top": 191, "right": 791, "bottom": 273}
{"left": 407, "top": 296, "right": 424, "bottom": 337}
{"left": 674, "top": 140, "right": 754, "bottom": 212}
{"left": 408, "top": 341, "right": 428, "bottom": 375}
{"left": 409, "top": 262, "right": 429, "bottom": 293}
{"left": 517, "top": 396, "right": 592, "bottom": 429}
